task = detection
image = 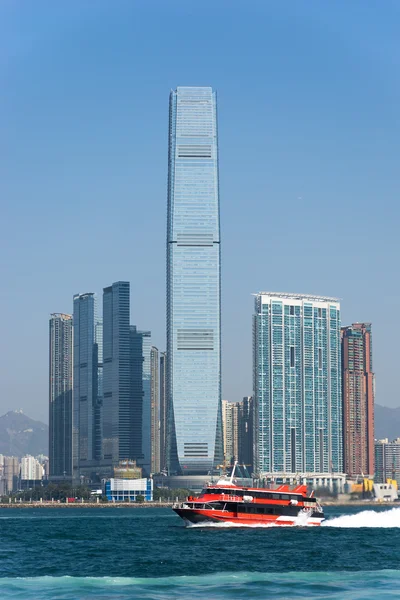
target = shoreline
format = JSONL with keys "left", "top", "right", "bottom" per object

{"left": 0, "top": 500, "right": 398, "bottom": 509}
{"left": 0, "top": 502, "right": 174, "bottom": 508}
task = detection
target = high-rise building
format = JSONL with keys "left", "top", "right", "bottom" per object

{"left": 73, "top": 293, "right": 103, "bottom": 481}
{"left": 102, "top": 282, "right": 131, "bottom": 469}
{"left": 375, "top": 438, "right": 400, "bottom": 483}
{"left": 253, "top": 293, "right": 343, "bottom": 481}
{"left": 167, "top": 86, "right": 222, "bottom": 475}
{"left": 238, "top": 396, "right": 253, "bottom": 471}
{"left": 130, "top": 327, "right": 152, "bottom": 475}
{"left": 3, "top": 456, "right": 20, "bottom": 493}
{"left": 150, "top": 346, "right": 160, "bottom": 474}
{"left": 141, "top": 331, "right": 152, "bottom": 476}
{"left": 159, "top": 352, "right": 167, "bottom": 472}
{"left": 49, "top": 313, "right": 73, "bottom": 481}
{"left": 341, "top": 323, "right": 374, "bottom": 478}
{"left": 94, "top": 318, "right": 103, "bottom": 465}
{"left": 21, "top": 455, "right": 43, "bottom": 481}
{"left": 222, "top": 400, "right": 239, "bottom": 466}
{"left": 130, "top": 326, "right": 145, "bottom": 467}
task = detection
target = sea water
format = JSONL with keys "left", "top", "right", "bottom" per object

{"left": 1, "top": 505, "right": 400, "bottom": 599}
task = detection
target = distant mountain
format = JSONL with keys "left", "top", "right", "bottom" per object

{"left": 0, "top": 411, "right": 48, "bottom": 457}
{"left": 374, "top": 404, "right": 400, "bottom": 441}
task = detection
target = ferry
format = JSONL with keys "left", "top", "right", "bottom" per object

{"left": 173, "top": 465, "right": 325, "bottom": 527}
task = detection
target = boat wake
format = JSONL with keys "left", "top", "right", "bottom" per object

{"left": 323, "top": 507, "right": 400, "bottom": 528}
{"left": 187, "top": 507, "right": 400, "bottom": 528}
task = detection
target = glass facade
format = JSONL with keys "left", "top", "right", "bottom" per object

{"left": 49, "top": 313, "right": 73, "bottom": 480}
{"left": 102, "top": 282, "right": 131, "bottom": 467}
{"left": 130, "top": 326, "right": 145, "bottom": 465}
{"left": 253, "top": 293, "right": 343, "bottom": 475}
{"left": 130, "top": 327, "right": 152, "bottom": 476}
{"left": 73, "top": 293, "right": 103, "bottom": 481}
{"left": 167, "top": 86, "right": 222, "bottom": 475}
{"left": 159, "top": 352, "right": 167, "bottom": 472}
{"left": 94, "top": 318, "right": 103, "bottom": 464}
{"left": 150, "top": 346, "right": 160, "bottom": 474}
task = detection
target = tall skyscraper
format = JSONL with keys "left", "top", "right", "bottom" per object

{"left": 49, "top": 313, "right": 73, "bottom": 480}
{"left": 73, "top": 293, "right": 102, "bottom": 481}
{"left": 342, "top": 323, "right": 374, "bottom": 478}
{"left": 238, "top": 396, "right": 253, "bottom": 471}
{"left": 94, "top": 318, "right": 103, "bottom": 465}
{"left": 222, "top": 400, "right": 239, "bottom": 466}
{"left": 102, "top": 282, "right": 131, "bottom": 468}
{"left": 130, "top": 326, "right": 145, "bottom": 466}
{"left": 130, "top": 327, "right": 152, "bottom": 475}
{"left": 150, "top": 346, "right": 160, "bottom": 474}
{"left": 167, "top": 86, "right": 222, "bottom": 475}
{"left": 253, "top": 293, "right": 343, "bottom": 481}
{"left": 159, "top": 351, "right": 167, "bottom": 472}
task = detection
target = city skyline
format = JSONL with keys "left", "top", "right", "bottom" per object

{"left": 2, "top": 2, "right": 400, "bottom": 423}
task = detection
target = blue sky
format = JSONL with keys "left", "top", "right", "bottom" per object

{"left": 1, "top": 0, "right": 400, "bottom": 422}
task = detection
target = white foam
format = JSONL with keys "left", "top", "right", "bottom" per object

{"left": 323, "top": 507, "right": 400, "bottom": 528}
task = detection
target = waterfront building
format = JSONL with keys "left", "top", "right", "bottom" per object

{"left": 102, "top": 282, "right": 131, "bottom": 469}
{"left": 167, "top": 86, "right": 222, "bottom": 475}
{"left": 222, "top": 400, "right": 239, "bottom": 465}
{"left": 104, "top": 477, "right": 153, "bottom": 502}
{"left": 341, "top": 323, "right": 374, "bottom": 478}
{"left": 238, "top": 396, "right": 253, "bottom": 472}
{"left": 373, "top": 482, "right": 398, "bottom": 502}
{"left": 253, "top": 293, "right": 343, "bottom": 485}
{"left": 159, "top": 351, "right": 167, "bottom": 472}
{"left": 150, "top": 346, "right": 160, "bottom": 474}
{"left": 375, "top": 438, "right": 400, "bottom": 484}
{"left": 49, "top": 313, "right": 73, "bottom": 481}
{"left": 73, "top": 293, "right": 103, "bottom": 481}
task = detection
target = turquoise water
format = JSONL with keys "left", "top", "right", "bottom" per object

{"left": 1, "top": 506, "right": 400, "bottom": 598}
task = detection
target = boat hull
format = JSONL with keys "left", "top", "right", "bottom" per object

{"left": 173, "top": 506, "right": 324, "bottom": 526}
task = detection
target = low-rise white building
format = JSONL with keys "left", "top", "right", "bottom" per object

{"left": 104, "top": 478, "right": 153, "bottom": 502}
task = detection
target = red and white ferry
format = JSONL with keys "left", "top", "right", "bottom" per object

{"left": 173, "top": 465, "right": 324, "bottom": 527}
